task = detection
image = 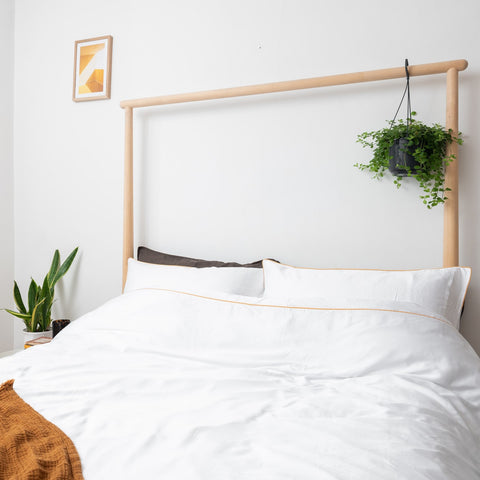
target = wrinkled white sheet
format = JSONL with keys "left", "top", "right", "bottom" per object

{"left": 1, "top": 289, "right": 480, "bottom": 479}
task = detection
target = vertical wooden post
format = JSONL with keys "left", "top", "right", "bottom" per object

{"left": 443, "top": 68, "right": 459, "bottom": 267}
{"left": 122, "top": 107, "right": 134, "bottom": 290}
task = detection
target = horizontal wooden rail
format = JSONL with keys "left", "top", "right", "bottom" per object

{"left": 120, "top": 59, "right": 467, "bottom": 110}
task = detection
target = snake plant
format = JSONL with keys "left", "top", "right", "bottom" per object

{"left": 5, "top": 248, "right": 78, "bottom": 332}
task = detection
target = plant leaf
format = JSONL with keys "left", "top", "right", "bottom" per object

{"left": 30, "top": 298, "right": 45, "bottom": 332}
{"left": 41, "top": 302, "right": 53, "bottom": 331}
{"left": 40, "top": 279, "right": 53, "bottom": 331}
{"left": 51, "top": 247, "right": 78, "bottom": 286}
{"left": 4, "top": 309, "right": 32, "bottom": 331}
{"left": 13, "top": 282, "right": 26, "bottom": 314}
{"left": 41, "top": 274, "right": 50, "bottom": 297}
{"left": 5, "top": 309, "right": 31, "bottom": 320}
{"left": 27, "top": 279, "right": 38, "bottom": 313}
{"left": 47, "top": 250, "right": 60, "bottom": 288}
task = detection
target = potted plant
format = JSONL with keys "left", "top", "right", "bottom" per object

{"left": 5, "top": 248, "right": 78, "bottom": 344}
{"left": 355, "top": 112, "right": 463, "bottom": 209}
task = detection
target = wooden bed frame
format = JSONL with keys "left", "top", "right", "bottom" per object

{"left": 120, "top": 59, "right": 468, "bottom": 289}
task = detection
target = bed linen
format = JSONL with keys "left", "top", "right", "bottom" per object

{"left": 1, "top": 288, "right": 479, "bottom": 479}
{"left": 0, "top": 379, "right": 84, "bottom": 480}
{"left": 124, "top": 258, "right": 265, "bottom": 296}
{"left": 262, "top": 259, "right": 471, "bottom": 329}
{"left": 136, "top": 246, "right": 267, "bottom": 268}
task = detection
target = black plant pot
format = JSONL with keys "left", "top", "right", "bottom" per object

{"left": 388, "top": 138, "right": 419, "bottom": 177}
{"left": 52, "top": 319, "right": 71, "bottom": 338}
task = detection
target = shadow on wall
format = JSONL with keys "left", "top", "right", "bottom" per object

{"left": 458, "top": 73, "right": 480, "bottom": 355}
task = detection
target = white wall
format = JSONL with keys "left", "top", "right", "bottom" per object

{"left": 0, "top": 0, "right": 14, "bottom": 352}
{"left": 13, "top": 0, "right": 480, "bottom": 353}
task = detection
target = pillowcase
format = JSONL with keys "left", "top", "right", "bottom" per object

{"left": 262, "top": 259, "right": 471, "bottom": 329}
{"left": 137, "top": 246, "right": 264, "bottom": 268}
{"left": 124, "top": 258, "right": 264, "bottom": 297}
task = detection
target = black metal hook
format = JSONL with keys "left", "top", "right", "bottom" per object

{"left": 391, "top": 59, "right": 413, "bottom": 125}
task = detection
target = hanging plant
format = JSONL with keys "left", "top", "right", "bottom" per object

{"left": 354, "top": 60, "right": 463, "bottom": 209}
{"left": 355, "top": 114, "right": 462, "bottom": 208}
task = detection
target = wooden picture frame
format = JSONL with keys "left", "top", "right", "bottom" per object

{"left": 72, "top": 35, "right": 112, "bottom": 102}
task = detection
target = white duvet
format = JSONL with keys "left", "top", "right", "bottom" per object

{"left": 1, "top": 288, "right": 480, "bottom": 479}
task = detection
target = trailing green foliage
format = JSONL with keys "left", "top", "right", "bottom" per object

{"left": 355, "top": 113, "right": 463, "bottom": 209}
{"left": 5, "top": 248, "right": 78, "bottom": 332}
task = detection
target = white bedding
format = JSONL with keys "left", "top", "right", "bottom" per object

{"left": 1, "top": 288, "right": 480, "bottom": 479}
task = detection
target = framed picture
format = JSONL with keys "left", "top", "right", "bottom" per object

{"left": 72, "top": 35, "right": 112, "bottom": 102}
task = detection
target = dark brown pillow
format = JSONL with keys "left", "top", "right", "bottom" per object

{"left": 137, "top": 246, "right": 272, "bottom": 268}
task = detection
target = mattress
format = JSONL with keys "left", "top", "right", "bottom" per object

{"left": 1, "top": 288, "right": 479, "bottom": 479}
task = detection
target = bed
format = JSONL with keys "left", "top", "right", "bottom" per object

{"left": 1, "top": 59, "right": 479, "bottom": 479}
{"left": 1, "top": 257, "right": 479, "bottom": 479}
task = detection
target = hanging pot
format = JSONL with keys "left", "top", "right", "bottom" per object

{"left": 388, "top": 137, "right": 419, "bottom": 176}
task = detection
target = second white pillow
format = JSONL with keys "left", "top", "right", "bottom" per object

{"left": 262, "top": 259, "right": 471, "bottom": 329}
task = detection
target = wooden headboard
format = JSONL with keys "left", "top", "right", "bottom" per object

{"left": 120, "top": 59, "right": 468, "bottom": 290}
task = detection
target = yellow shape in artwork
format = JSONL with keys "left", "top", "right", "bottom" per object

{"left": 79, "top": 43, "right": 105, "bottom": 74}
{"left": 78, "top": 84, "right": 91, "bottom": 94}
{"left": 85, "top": 69, "right": 104, "bottom": 93}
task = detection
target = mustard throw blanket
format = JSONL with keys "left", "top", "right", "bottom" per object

{"left": 0, "top": 380, "right": 84, "bottom": 480}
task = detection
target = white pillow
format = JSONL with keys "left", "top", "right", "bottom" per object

{"left": 124, "top": 258, "right": 264, "bottom": 297}
{"left": 262, "top": 259, "right": 471, "bottom": 329}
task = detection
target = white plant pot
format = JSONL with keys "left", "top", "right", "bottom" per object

{"left": 23, "top": 329, "right": 52, "bottom": 346}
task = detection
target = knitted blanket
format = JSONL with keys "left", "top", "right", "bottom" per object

{"left": 0, "top": 380, "right": 84, "bottom": 480}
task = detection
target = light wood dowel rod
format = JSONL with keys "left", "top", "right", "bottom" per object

{"left": 443, "top": 68, "right": 460, "bottom": 267}
{"left": 122, "top": 107, "right": 134, "bottom": 291}
{"left": 120, "top": 59, "right": 467, "bottom": 110}
{"left": 121, "top": 59, "right": 467, "bottom": 285}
